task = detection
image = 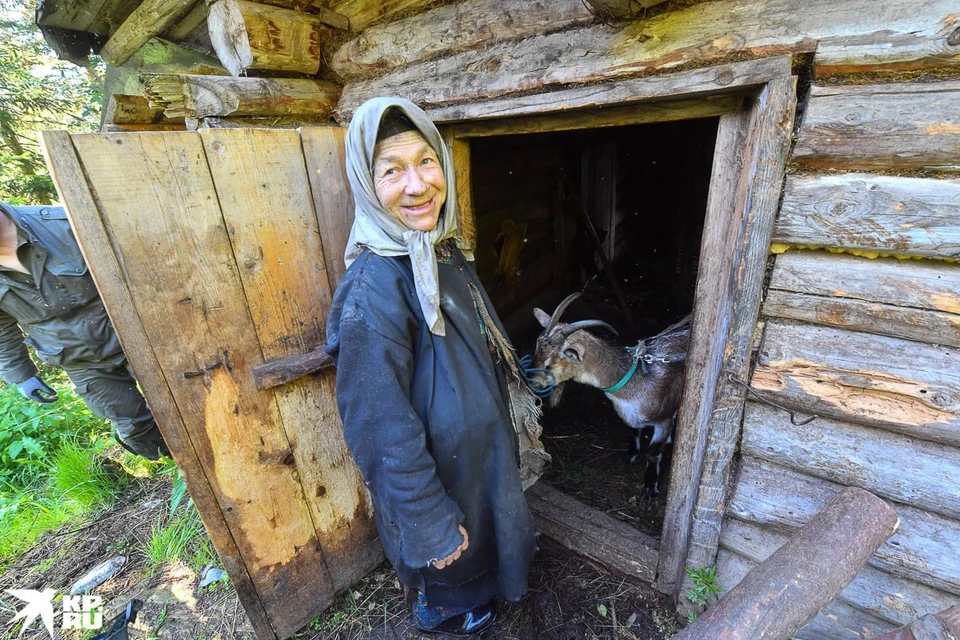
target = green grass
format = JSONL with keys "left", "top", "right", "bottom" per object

{"left": 144, "top": 498, "right": 216, "bottom": 575}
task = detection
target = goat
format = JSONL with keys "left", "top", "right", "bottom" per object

{"left": 531, "top": 293, "right": 691, "bottom": 499}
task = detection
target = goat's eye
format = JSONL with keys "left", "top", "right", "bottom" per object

{"left": 562, "top": 348, "right": 580, "bottom": 363}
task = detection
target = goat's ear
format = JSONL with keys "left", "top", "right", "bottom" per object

{"left": 534, "top": 307, "right": 551, "bottom": 328}
{"left": 562, "top": 348, "right": 581, "bottom": 363}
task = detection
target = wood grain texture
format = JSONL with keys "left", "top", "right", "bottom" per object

{"left": 144, "top": 74, "right": 340, "bottom": 119}
{"left": 426, "top": 56, "right": 792, "bottom": 124}
{"left": 741, "top": 401, "right": 960, "bottom": 522}
{"left": 207, "top": 0, "right": 323, "bottom": 76}
{"left": 200, "top": 129, "right": 381, "bottom": 630}
{"left": 102, "top": 37, "right": 227, "bottom": 102}
{"left": 677, "top": 76, "right": 796, "bottom": 603}
{"left": 300, "top": 126, "right": 355, "bottom": 291}
{"left": 41, "top": 130, "right": 276, "bottom": 639}
{"left": 720, "top": 517, "right": 959, "bottom": 626}
{"left": 675, "top": 488, "right": 899, "bottom": 639}
{"left": 729, "top": 456, "right": 960, "bottom": 597}
{"left": 774, "top": 174, "right": 960, "bottom": 259}
{"left": 328, "top": 0, "right": 442, "bottom": 31}
{"left": 36, "top": 0, "right": 140, "bottom": 35}
{"left": 716, "top": 549, "right": 896, "bottom": 640}
{"left": 793, "top": 81, "right": 960, "bottom": 172}
{"left": 103, "top": 94, "right": 182, "bottom": 125}
{"left": 875, "top": 605, "right": 960, "bottom": 640}
{"left": 526, "top": 483, "right": 659, "bottom": 583}
{"left": 753, "top": 319, "right": 960, "bottom": 447}
{"left": 764, "top": 251, "right": 960, "bottom": 347}
{"left": 442, "top": 132, "right": 475, "bottom": 251}
{"left": 335, "top": 0, "right": 960, "bottom": 118}
{"left": 583, "top": 0, "right": 667, "bottom": 21}
{"left": 99, "top": 0, "right": 198, "bottom": 66}
{"left": 331, "top": 0, "right": 593, "bottom": 79}
{"left": 70, "top": 131, "right": 335, "bottom": 638}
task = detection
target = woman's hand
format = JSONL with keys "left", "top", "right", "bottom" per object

{"left": 432, "top": 525, "right": 469, "bottom": 570}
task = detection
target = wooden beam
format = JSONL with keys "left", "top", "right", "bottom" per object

{"left": 525, "top": 483, "right": 659, "bottom": 582}
{"left": 39, "top": 130, "right": 275, "bottom": 639}
{"left": 335, "top": 0, "right": 959, "bottom": 118}
{"left": 103, "top": 94, "right": 186, "bottom": 125}
{"left": 753, "top": 319, "right": 960, "bottom": 448}
{"left": 144, "top": 74, "right": 340, "bottom": 119}
{"left": 99, "top": 0, "right": 198, "bottom": 66}
{"left": 450, "top": 95, "right": 743, "bottom": 139}
{"left": 582, "top": 0, "right": 668, "bottom": 21}
{"left": 793, "top": 81, "right": 960, "bottom": 173}
{"left": 251, "top": 0, "right": 349, "bottom": 29}
{"left": 327, "top": 0, "right": 440, "bottom": 31}
{"left": 427, "top": 56, "right": 792, "bottom": 123}
{"left": 764, "top": 251, "right": 960, "bottom": 348}
{"left": 36, "top": 0, "right": 140, "bottom": 36}
{"left": 207, "top": 0, "right": 324, "bottom": 76}
{"left": 332, "top": 0, "right": 593, "bottom": 79}
{"left": 875, "top": 605, "right": 960, "bottom": 640}
{"left": 729, "top": 456, "right": 960, "bottom": 597}
{"left": 252, "top": 348, "right": 334, "bottom": 390}
{"left": 675, "top": 488, "right": 899, "bottom": 640}
{"left": 774, "top": 174, "right": 960, "bottom": 260}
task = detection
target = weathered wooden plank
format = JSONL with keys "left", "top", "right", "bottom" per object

{"left": 207, "top": 0, "right": 323, "bottom": 76}
{"left": 773, "top": 174, "right": 960, "bottom": 260}
{"left": 720, "top": 518, "right": 959, "bottom": 626}
{"left": 716, "top": 549, "right": 896, "bottom": 640}
{"left": 676, "top": 76, "right": 796, "bottom": 604}
{"left": 144, "top": 74, "right": 340, "bottom": 119}
{"left": 729, "top": 456, "right": 960, "bottom": 596}
{"left": 426, "top": 57, "right": 792, "bottom": 124}
{"left": 40, "top": 130, "right": 275, "bottom": 640}
{"left": 793, "top": 81, "right": 960, "bottom": 172}
{"left": 525, "top": 483, "right": 659, "bottom": 583}
{"left": 753, "top": 319, "right": 960, "bottom": 447}
{"left": 300, "top": 127, "right": 354, "bottom": 291}
{"left": 327, "top": 0, "right": 441, "bottom": 31}
{"left": 763, "top": 251, "right": 960, "bottom": 347}
{"left": 70, "top": 131, "right": 334, "bottom": 638}
{"left": 447, "top": 134, "right": 475, "bottom": 251}
{"left": 876, "top": 606, "right": 960, "bottom": 640}
{"left": 741, "top": 401, "right": 960, "bottom": 522}
{"left": 331, "top": 0, "right": 593, "bottom": 79}
{"left": 656, "top": 107, "right": 753, "bottom": 596}
{"left": 200, "top": 129, "right": 381, "bottom": 631}
{"left": 451, "top": 95, "right": 742, "bottom": 139}
{"left": 99, "top": 0, "right": 198, "bottom": 66}
{"left": 335, "top": 0, "right": 960, "bottom": 118}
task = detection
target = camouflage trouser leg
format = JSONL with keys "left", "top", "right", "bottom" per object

{"left": 63, "top": 364, "right": 170, "bottom": 460}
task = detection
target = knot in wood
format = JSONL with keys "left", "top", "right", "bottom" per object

{"left": 948, "top": 26, "right": 960, "bottom": 47}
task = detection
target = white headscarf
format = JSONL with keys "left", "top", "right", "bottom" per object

{"left": 344, "top": 96, "right": 473, "bottom": 336}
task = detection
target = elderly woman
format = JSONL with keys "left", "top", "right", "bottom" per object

{"left": 325, "top": 97, "right": 547, "bottom": 635}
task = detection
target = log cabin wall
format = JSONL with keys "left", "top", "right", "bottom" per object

{"left": 322, "top": 2, "right": 960, "bottom": 638}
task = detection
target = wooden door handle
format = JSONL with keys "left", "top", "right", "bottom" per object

{"left": 252, "top": 347, "right": 335, "bottom": 389}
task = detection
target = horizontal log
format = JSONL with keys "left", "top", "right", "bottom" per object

{"left": 427, "top": 56, "right": 792, "bottom": 123}
{"left": 36, "top": 0, "right": 139, "bottom": 36}
{"left": 729, "top": 456, "right": 960, "bottom": 596}
{"left": 144, "top": 74, "right": 340, "bottom": 119}
{"left": 99, "top": 0, "right": 198, "bottom": 66}
{"left": 793, "top": 81, "right": 960, "bottom": 172}
{"left": 753, "top": 319, "right": 960, "bottom": 446}
{"left": 716, "top": 549, "right": 896, "bottom": 640}
{"left": 763, "top": 251, "right": 960, "bottom": 347}
{"left": 104, "top": 94, "right": 186, "bottom": 125}
{"left": 584, "top": 0, "right": 668, "bottom": 21}
{"left": 876, "top": 605, "right": 960, "bottom": 640}
{"left": 332, "top": 0, "right": 593, "bottom": 79}
{"left": 103, "top": 38, "right": 227, "bottom": 99}
{"left": 100, "top": 123, "right": 189, "bottom": 132}
{"left": 328, "top": 0, "right": 440, "bottom": 31}
{"left": 741, "top": 401, "right": 960, "bottom": 521}
{"left": 196, "top": 116, "right": 332, "bottom": 129}
{"left": 524, "top": 482, "right": 659, "bottom": 583}
{"left": 252, "top": 348, "right": 334, "bottom": 390}
{"left": 773, "top": 174, "right": 960, "bottom": 259}
{"left": 249, "top": 0, "right": 349, "bottom": 29}
{"left": 207, "top": 0, "right": 323, "bottom": 76}
{"left": 676, "top": 488, "right": 899, "bottom": 640}
{"left": 720, "top": 518, "right": 959, "bottom": 626}
{"left": 336, "top": 0, "right": 959, "bottom": 118}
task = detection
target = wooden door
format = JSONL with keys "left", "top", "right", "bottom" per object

{"left": 41, "top": 127, "right": 380, "bottom": 640}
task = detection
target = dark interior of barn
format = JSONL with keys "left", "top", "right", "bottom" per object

{"left": 470, "top": 117, "right": 719, "bottom": 538}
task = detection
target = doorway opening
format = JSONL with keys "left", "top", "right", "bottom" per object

{"left": 470, "top": 117, "right": 719, "bottom": 539}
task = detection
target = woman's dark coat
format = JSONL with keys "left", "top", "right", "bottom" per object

{"left": 325, "top": 245, "right": 536, "bottom": 607}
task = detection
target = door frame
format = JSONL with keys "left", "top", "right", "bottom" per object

{"left": 435, "top": 55, "right": 798, "bottom": 601}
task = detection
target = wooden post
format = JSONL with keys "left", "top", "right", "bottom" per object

{"left": 674, "top": 487, "right": 900, "bottom": 640}
{"left": 99, "top": 0, "right": 198, "bottom": 66}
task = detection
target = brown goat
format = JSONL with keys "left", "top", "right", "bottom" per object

{"left": 532, "top": 293, "right": 690, "bottom": 499}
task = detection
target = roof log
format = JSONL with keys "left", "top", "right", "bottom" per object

{"left": 99, "top": 0, "right": 200, "bottom": 66}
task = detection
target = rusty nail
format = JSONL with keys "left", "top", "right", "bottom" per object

{"left": 183, "top": 370, "right": 204, "bottom": 379}
{"left": 223, "top": 350, "right": 232, "bottom": 370}
{"left": 205, "top": 360, "right": 223, "bottom": 371}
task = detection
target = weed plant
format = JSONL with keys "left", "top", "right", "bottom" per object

{"left": 144, "top": 470, "right": 215, "bottom": 576}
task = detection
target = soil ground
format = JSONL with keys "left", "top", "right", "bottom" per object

{"left": 1, "top": 475, "right": 680, "bottom": 640}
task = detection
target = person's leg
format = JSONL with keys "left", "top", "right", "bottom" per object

{"left": 63, "top": 365, "right": 169, "bottom": 460}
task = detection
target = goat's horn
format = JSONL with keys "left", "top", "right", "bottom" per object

{"left": 546, "top": 293, "right": 582, "bottom": 335}
{"left": 555, "top": 320, "right": 620, "bottom": 341}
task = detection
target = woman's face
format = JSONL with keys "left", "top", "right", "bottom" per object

{"left": 372, "top": 130, "right": 447, "bottom": 232}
